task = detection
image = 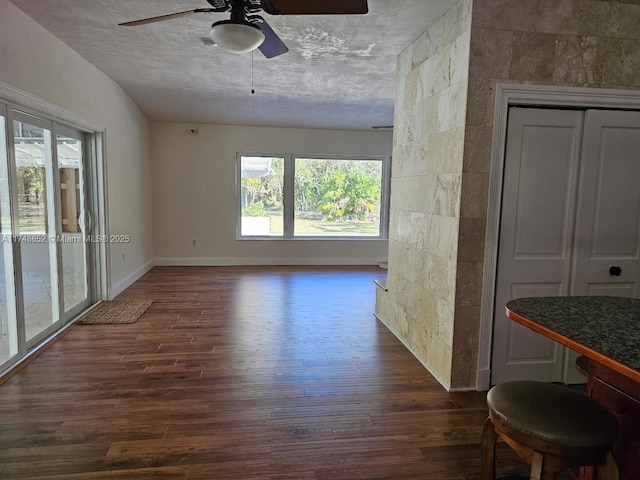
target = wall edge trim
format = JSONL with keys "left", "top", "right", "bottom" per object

{"left": 0, "top": 80, "right": 105, "bottom": 132}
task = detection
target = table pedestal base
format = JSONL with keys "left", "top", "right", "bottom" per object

{"left": 581, "top": 361, "right": 640, "bottom": 480}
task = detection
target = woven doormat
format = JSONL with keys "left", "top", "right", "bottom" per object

{"left": 76, "top": 300, "right": 153, "bottom": 325}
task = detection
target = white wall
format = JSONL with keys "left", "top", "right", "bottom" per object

{"left": 0, "top": 0, "right": 154, "bottom": 296}
{"left": 151, "top": 122, "right": 392, "bottom": 265}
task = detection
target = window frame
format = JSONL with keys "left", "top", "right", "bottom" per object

{"left": 236, "top": 152, "right": 391, "bottom": 240}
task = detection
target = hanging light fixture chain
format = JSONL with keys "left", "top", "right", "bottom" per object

{"left": 251, "top": 50, "right": 255, "bottom": 94}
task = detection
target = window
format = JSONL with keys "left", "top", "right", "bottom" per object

{"left": 14, "top": 120, "right": 50, "bottom": 234}
{"left": 239, "top": 156, "right": 284, "bottom": 236}
{"left": 238, "top": 154, "right": 389, "bottom": 239}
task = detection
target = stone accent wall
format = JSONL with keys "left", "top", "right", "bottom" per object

{"left": 375, "top": 0, "right": 472, "bottom": 389}
{"left": 452, "top": 0, "right": 640, "bottom": 388}
{"left": 379, "top": 0, "right": 640, "bottom": 391}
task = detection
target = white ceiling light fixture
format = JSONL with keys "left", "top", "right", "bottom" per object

{"left": 209, "top": 20, "right": 265, "bottom": 54}
{"left": 118, "top": 0, "right": 369, "bottom": 60}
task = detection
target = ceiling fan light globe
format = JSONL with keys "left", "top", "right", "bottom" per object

{"left": 209, "top": 21, "right": 265, "bottom": 54}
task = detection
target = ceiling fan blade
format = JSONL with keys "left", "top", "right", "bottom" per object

{"left": 118, "top": 10, "right": 197, "bottom": 26}
{"left": 262, "top": 0, "right": 368, "bottom": 15}
{"left": 257, "top": 19, "right": 289, "bottom": 59}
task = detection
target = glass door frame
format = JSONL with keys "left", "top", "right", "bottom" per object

{"left": 0, "top": 102, "right": 104, "bottom": 368}
{"left": 0, "top": 103, "right": 20, "bottom": 364}
{"left": 55, "top": 123, "right": 95, "bottom": 321}
{"left": 8, "top": 109, "right": 62, "bottom": 349}
{"left": 0, "top": 84, "right": 109, "bottom": 375}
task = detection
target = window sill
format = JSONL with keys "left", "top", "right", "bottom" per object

{"left": 237, "top": 236, "right": 388, "bottom": 241}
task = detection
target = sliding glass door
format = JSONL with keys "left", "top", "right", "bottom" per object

{"left": 12, "top": 113, "right": 60, "bottom": 344}
{"left": 57, "top": 128, "right": 91, "bottom": 318}
{"left": 0, "top": 105, "right": 95, "bottom": 367}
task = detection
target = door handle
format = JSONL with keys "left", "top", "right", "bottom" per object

{"left": 85, "top": 210, "right": 93, "bottom": 235}
{"left": 609, "top": 266, "right": 622, "bottom": 276}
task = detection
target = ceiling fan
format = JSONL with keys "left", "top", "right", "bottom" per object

{"left": 119, "top": 0, "right": 369, "bottom": 59}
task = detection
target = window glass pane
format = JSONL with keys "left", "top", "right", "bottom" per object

{"left": 13, "top": 119, "right": 57, "bottom": 342}
{"left": 240, "top": 156, "right": 284, "bottom": 236}
{"left": 294, "top": 158, "right": 382, "bottom": 237}
{"left": 13, "top": 121, "right": 48, "bottom": 234}
{"left": 58, "top": 135, "right": 88, "bottom": 312}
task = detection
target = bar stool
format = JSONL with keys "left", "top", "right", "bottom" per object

{"left": 481, "top": 381, "right": 619, "bottom": 480}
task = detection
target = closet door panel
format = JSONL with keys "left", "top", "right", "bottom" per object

{"left": 491, "top": 107, "right": 584, "bottom": 384}
{"left": 572, "top": 110, "right": 640, "bottom": 299}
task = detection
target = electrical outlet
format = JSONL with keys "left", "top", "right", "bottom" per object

{"left": 192, "top": 239, "right": 197, "bottom": 246}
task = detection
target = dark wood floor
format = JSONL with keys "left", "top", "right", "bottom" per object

{"left": 0, "top": 266, "right": 531, "bottom": 479}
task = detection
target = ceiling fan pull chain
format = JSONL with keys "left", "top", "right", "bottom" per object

{"left": 251, "top": 50, "right": 256, "bottom": 94}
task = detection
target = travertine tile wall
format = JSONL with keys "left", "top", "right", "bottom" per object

{"left": 378, "top": 0, "right": 640, "bottom": 391}
{"left": 452, "top": 0, "right": 640, "bottom": 389}
{"left": 375, "top": 0, "right": 472, "bottom": 390}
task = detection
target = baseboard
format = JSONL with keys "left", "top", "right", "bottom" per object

{"left": 476, "top": 368, "right": 491, "bottom": 391}
{"left": 154, "top": 257, "right": 386, "bottom": 266}
{"left": 448, "top": 385, "right": 482, "bottom": 392}
{"left": 109, "top": 259, "right": 155, "bottom": 299}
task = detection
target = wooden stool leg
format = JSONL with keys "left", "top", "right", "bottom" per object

{"left": 530, "top": 451, "right": 555, "bottom": 480}
{"left": 481, "top": 417, "right": 498, "bottom": 480}
{"left": 595, "top": 452, "right": 619, "bottom": 480}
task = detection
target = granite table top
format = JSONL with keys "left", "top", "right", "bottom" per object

{"left": 506, "top": 296, "right": 640, "bottom": 382}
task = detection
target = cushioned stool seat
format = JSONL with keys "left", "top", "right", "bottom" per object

{"left": 481, "top": 381, "right": 619, "bottom": 480}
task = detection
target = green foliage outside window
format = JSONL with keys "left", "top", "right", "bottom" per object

{"left": 240, "top": 158, "right": 283, "bottom": 210}
{"left": 20, "top": 166, "right": 44, "bottom": 199}
{"left": 241, "top": 157, "right": 381, "bottom": 223}
{"left": 241, "top": 202, "right": 267, "bottom": 217}
{"left": 295, "top": 159, "right": 381, "bottom": 221}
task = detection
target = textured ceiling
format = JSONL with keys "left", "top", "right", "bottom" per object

{"left": 9, "top": 0, "right": 457, "bottom": 130}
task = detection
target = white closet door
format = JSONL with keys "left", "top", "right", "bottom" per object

{"left": 491, "top": 108, "right": 584, "bottom": 384}
{"left": 563, "top": 110, "right": 640, "bottom": 384}
{"left": 571, "top": 109, "right": 640, "bottom": 299}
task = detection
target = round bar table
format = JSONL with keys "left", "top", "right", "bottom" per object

{"left": 506, "top": 296, "right": 640, "bottom": 480}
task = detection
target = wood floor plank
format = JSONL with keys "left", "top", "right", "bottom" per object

{"left": 0, "top": 266, "right": 531, "bottom": 479}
